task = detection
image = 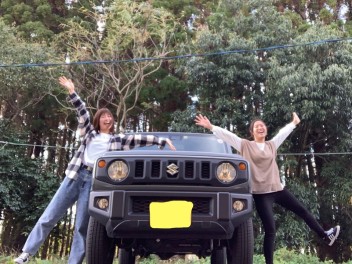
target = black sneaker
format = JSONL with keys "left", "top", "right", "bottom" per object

{"left": 324, "top": 225, "right": 340, "bottom": 246}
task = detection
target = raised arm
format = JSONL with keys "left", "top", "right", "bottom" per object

{"left": 271, "top": 112, "right": 300, "bottom": 149}
{"left": 195, "top": 114, "right": 242, "bottom": 152}
{"left": 194, "top": 114, "right": 213, "bottom": 130}
{"left": 59, "top": 76, "right": 75, "bottom": 95}
{"left": 292, "top": 112, "right": 300, "bottom": 125}
{"left": 119, "top": 135, "right": 176, "bottom": 151}
{"left": 165, "top": 138, "right": 176, "bottom": 151}
{"left": 58, "top": 76, "right": 92, "bottom": 136}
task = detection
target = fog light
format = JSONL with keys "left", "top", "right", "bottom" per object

{"left": 97, "top": 198, "right": 109, "bottom": 210}
{"left": 233, "top": 200, "right": 245, "bottom": 212}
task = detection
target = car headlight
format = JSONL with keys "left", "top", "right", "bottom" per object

{"left": 216, "top": 162, "right": 236, "bottom": 183}
{"left": 107, "top": 160, "right": 129, "bottom": 181}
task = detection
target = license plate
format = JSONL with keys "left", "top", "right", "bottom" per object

{"left": 149, "top": 200, "right": 193, "bottom": 229}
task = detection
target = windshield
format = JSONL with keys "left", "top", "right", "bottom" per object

{"left": 131, "top": 134, "right": 230, "bottom": 153}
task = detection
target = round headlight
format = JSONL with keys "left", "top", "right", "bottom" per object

{"left": 107, "top": 160, "right": 129, "bottom": 181}
{"left": 216, "top": 162, "right": 236, "bottom": 183}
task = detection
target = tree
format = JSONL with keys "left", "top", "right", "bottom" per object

{"left": 0, "top": 20, "right": 60, "bottom": 121}
{"left": 274, "top": 0, "right": 344, "bottom": 23}
{"left": 136, "top": 67, "right": 190, "bottom": 131}
{"left": 0, "top": 20, "right": 78, "bottom": 256}
{"left": 0, "top": 118, "right": 61, "bottom": 253}
{"left": 0, "top": 0, "right": 68, "bottom": 41}
{"left": 265, "top": 24, "right": 352, "bottom": 262}
{"left": 172, "top": 0, "right": 296, "bottom": 131}
{"left": 55, "top": 0, "right": 180, "bottom": 131}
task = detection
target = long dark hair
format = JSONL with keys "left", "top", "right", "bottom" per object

{"left": 92, "top": 108, "right": 114, "bottom": 133}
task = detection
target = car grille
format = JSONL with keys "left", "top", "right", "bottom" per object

{"left": 133, "top": 159, "right": 211, "bottom": 180}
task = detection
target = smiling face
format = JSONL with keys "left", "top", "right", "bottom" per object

{"left": 250, "top": 119, "right": 267, "bottom": 143}
{"left": 99, "top": 112, "right": 113, "bottom": 133}
{"left": 93, "top": 108, "right": 114, "bottom": 134}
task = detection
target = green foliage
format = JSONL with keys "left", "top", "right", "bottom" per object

{"left": 0, "top": 120, "right": 60, "bottom": 224}
{"left": 0, "top": 118, "right": 62, "bottom": 253}
{"left": 55, "top": 0, "right": 181, "bottom": 129}
{"left": 0, "top": 0, "right": 68, "bottom": 41}
{"left": 152, "top": 0, "right": 218, "bottom": 31}
{"left": 139, "top": 68, "right": 190, "bottom": 131}
{"left": 273, "top": 0, "right": 345, "bottom": 25}
{"left": 0, "top": 20, "right": 62, "bottom": 120}
{"left": 254, "top": 248, "right": 352, "bottom": 263}
{"left": 265, "top": 248, "right": 334, "bottom": 263}
{"left": 319, "top": 8, "right": 334, "bottom": 24}
{"left": 171, "top": 108, "right": 200, "bottom": 133}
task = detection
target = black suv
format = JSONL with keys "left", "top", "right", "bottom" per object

{"left": 86, "top": 132, "right": 253, "bottom": 264}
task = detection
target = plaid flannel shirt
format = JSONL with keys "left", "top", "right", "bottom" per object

{"left": 65, "top": 92, "right": 167, "bottom": 180}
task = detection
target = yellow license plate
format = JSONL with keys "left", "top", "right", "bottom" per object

{"left": 149, "top": 200, "right": 193, "bottom": 229}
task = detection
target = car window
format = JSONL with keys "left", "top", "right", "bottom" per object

{"left": 132, "top": 134, "right": 230, "bottom": 153}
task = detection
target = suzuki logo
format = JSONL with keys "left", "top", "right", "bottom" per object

{"left": 167, "top": 163, "right": 179, "bottom": 175}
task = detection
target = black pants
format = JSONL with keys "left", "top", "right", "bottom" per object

{"left": 253, "top": 188, "right": 326, "bottom": 264}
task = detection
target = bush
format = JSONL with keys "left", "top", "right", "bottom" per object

{"left": 254, "top": 248, "right": 350, "bottom": 264}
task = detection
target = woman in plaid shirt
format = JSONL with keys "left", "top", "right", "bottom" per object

{"left": 15, "top": 76, "right": 176, "bottom": 264}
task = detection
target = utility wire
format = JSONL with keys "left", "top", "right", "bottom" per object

{"left": 0, "top": 37, "right": 351, "bottom": 68}
{"left": 1, "top": 37, "right": 352, "bottom": 155}
{"left": 1, "top": 140, "right": 351, "bottom": 156}
{"left": 0, "top": 140, "right": 76, "bottom": 150}
{"left": 279, "top": 152, "right": 352, "bottom": 156}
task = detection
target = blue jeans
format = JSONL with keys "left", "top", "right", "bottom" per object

{"left": 22, "top": 167, "right": 92, "bottom": 264}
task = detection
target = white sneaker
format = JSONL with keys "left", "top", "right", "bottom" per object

{"left": 14, "top": 252, "right": 30, "bottom": 264}
{"left": 324, "top": 225, "right": 340, "bottom": 246}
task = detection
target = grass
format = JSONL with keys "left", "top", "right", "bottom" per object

{"left": 3, "top": 248, "right": 352, "bottom": 263}
{"left": 1, "top": 254, "right": 208, "bottom": 264}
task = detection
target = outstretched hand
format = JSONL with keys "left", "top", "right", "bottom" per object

{"left": 194, "top": 114, "right": 213, "bottom": 130}
{"left": 292, "top": 112, "right": 300, "bottom": 125}
{"left": 58, "top": 76, "right": 75, "bottom": 94}
{"left": 166, "top": 138, "right": 176, "bottom": 151}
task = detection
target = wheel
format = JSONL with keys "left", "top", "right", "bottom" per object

{"left": 86, "top": 216, "right": 116, "bottom": 264}
{"left": 211, "top": 246, "right": 226, "bottom": 264}
{"left": 226, "top": 218, "right": 254, "bottom": 264}
{"left": 118, "top": 248, "right": 136, "bottom": 264}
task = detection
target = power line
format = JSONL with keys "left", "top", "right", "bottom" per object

{"left": 1, "top": 37, "right": 351, "bottom": 153}
{"left": 0, "top": 140, "right": 76, "bottom": 150}
{"left": 1, "top": 140, "right": 351, "bottom": 156}
{"left": 0, "top": 37, "right": 351, "bottom": 68}
{"left": 279, "top": 152, "right": 352, "bottom": 156}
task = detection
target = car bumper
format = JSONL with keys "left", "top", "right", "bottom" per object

{"left": 89, "top": 190, "right": 253, "bottom": 239}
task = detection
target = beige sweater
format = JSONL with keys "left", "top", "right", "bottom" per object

{"left": 211, "top": 123, "right": 296, "bottom": 194}
{"left": 240, "top": 140, "right": 282, "bottom": 194}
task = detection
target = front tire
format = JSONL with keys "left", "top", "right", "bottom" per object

{"left": 226, "top": 218, "right": 254, "bottom": 264}
{"left": 86, "top": 216, "right": 116, "bottom": 264}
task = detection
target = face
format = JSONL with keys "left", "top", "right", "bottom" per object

{"left": 251, "top": 120, "right": 267, "bottom": 142}
{"left": 99, "top": 112, "right": 113, "bottom": 133}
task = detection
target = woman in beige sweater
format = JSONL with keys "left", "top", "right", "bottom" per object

{"left": 195, "top": 112, "right": 340, "bottom": 264}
